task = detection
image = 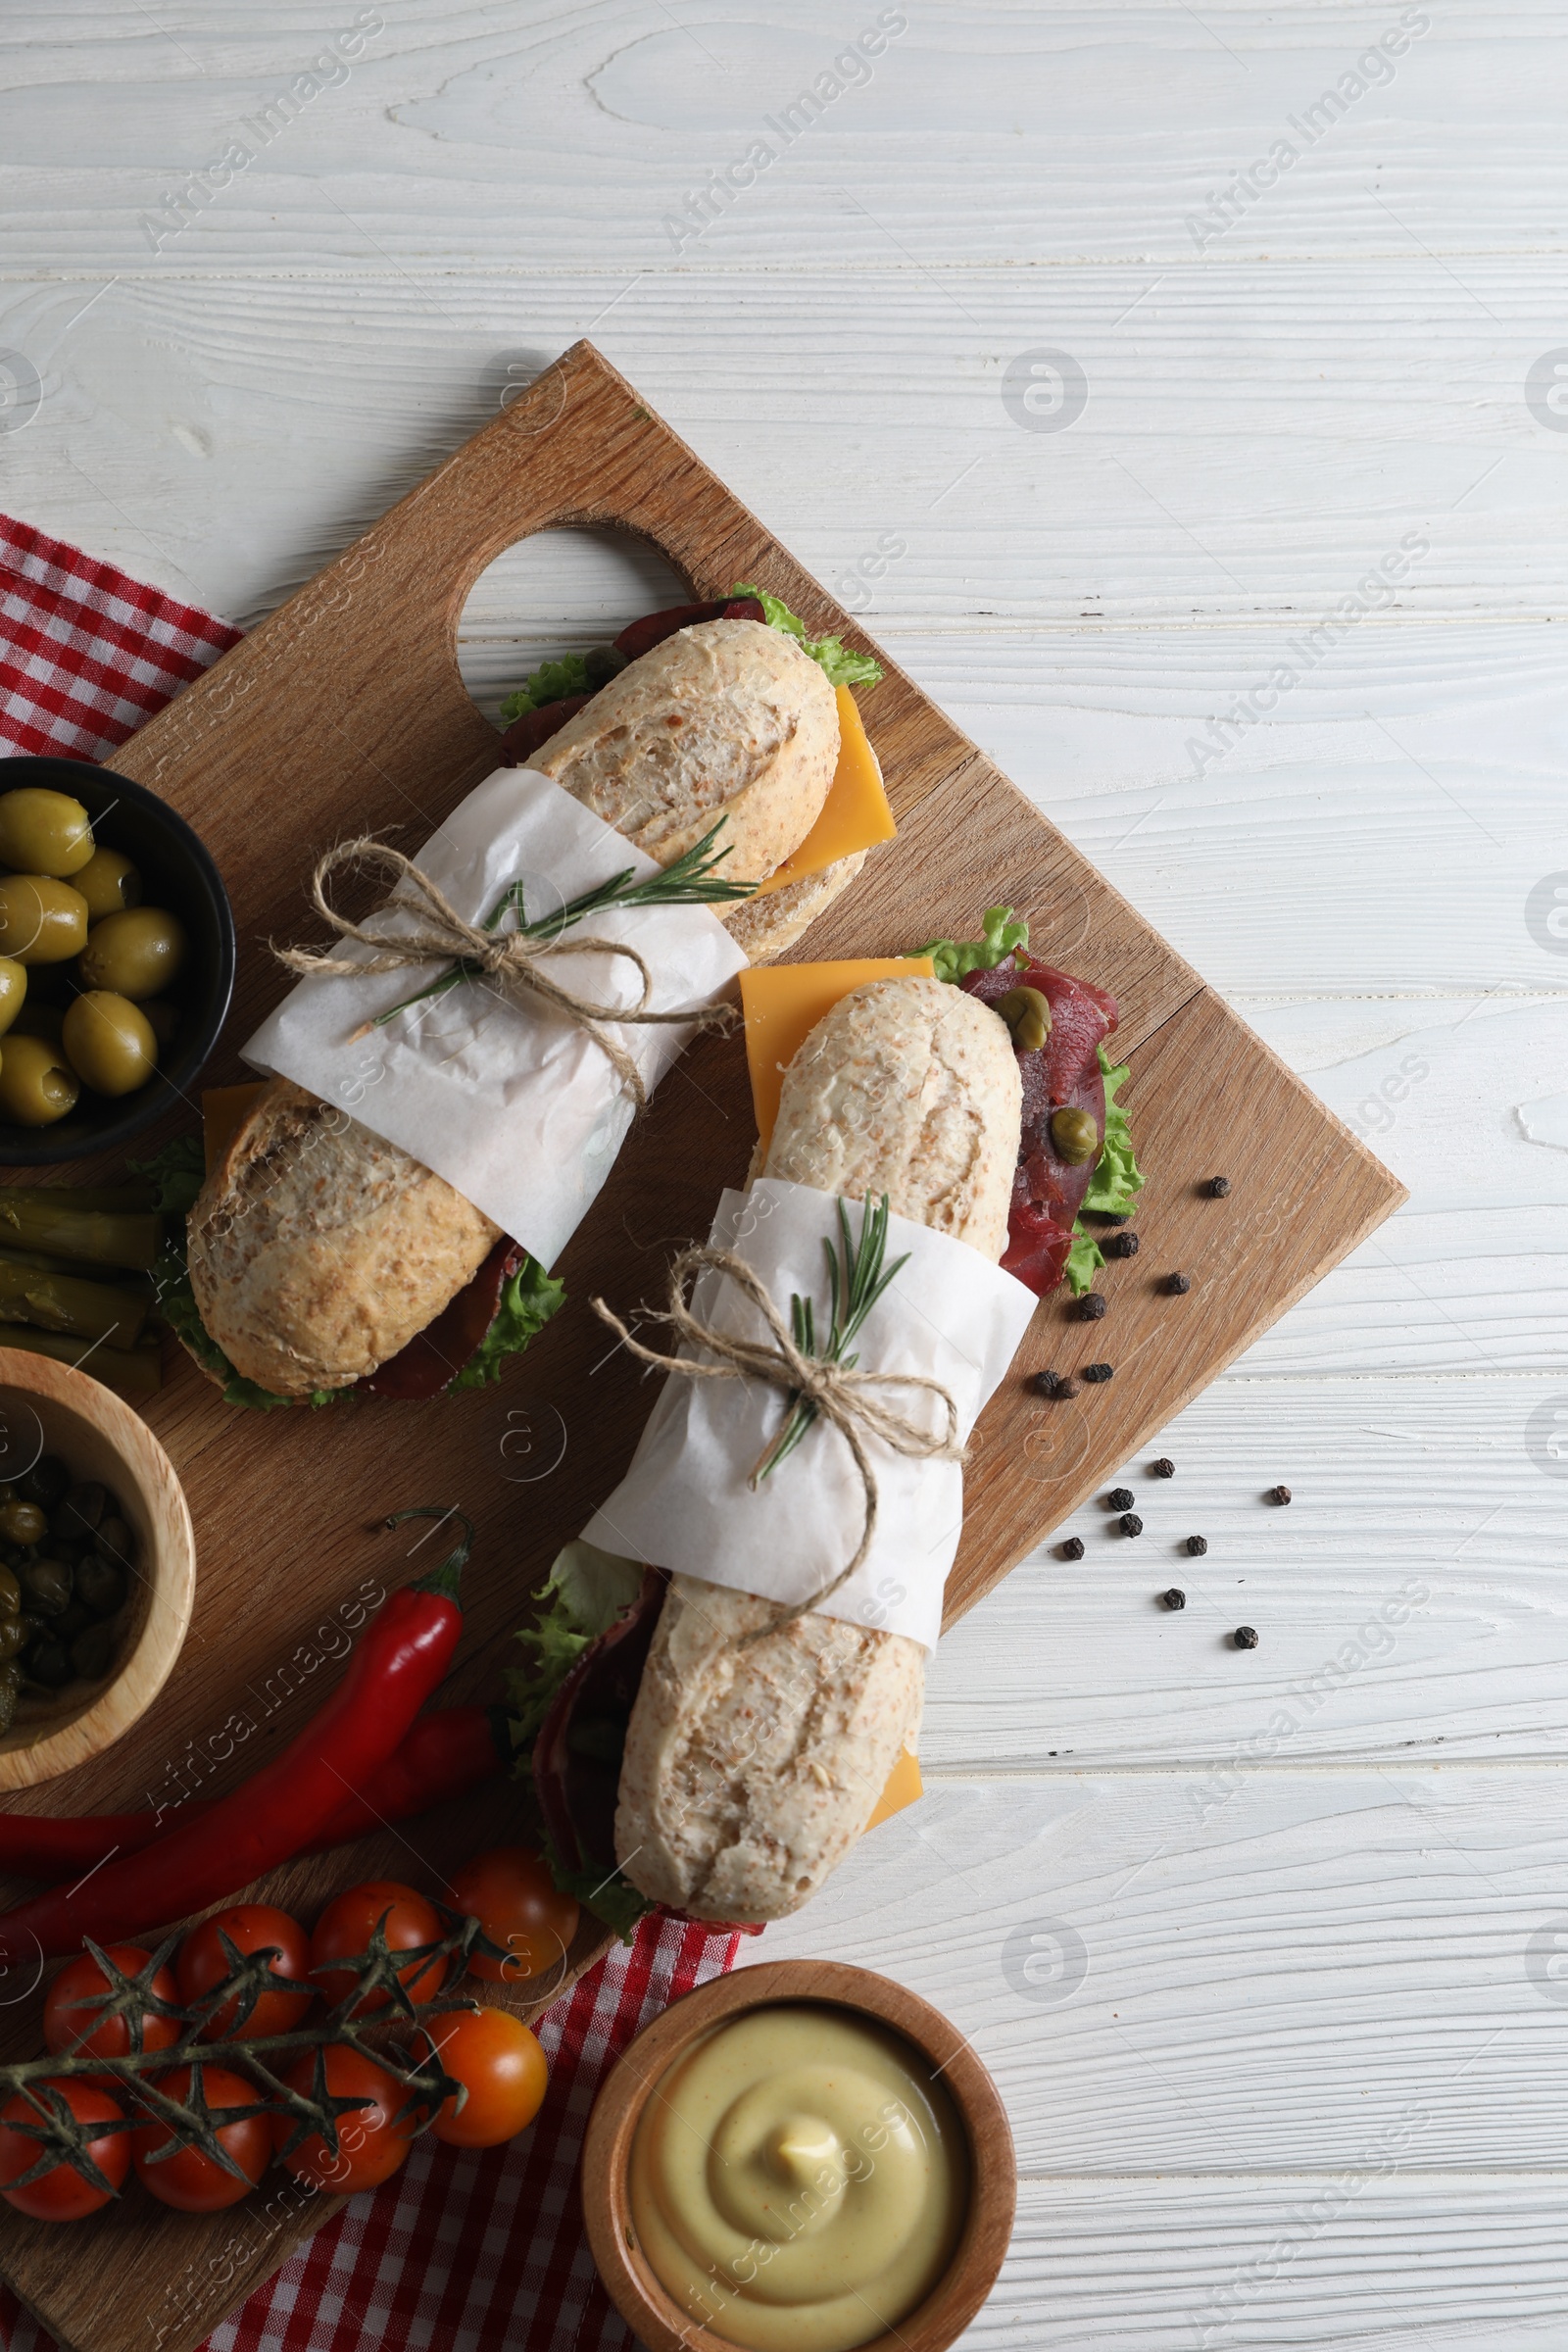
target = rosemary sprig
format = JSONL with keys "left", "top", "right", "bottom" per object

{"left": 371, "top": 817, "right": 756, "bottom": 1032}
{"left": 0, "top": 1903, "right": 540, "bottom": 2194}
{"left": 750, "top": 1195, "right": 909, "bottom": 1486}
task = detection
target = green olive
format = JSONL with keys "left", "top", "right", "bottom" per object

{"left": 56, "top": 1481, "right": 105, "bottom": 1541}
{"left": 0, "top": 789, "right": 94, "bottom": 879}
{"left": 0, "top": 876, "right": 90, "bottom": 964}
{"left": 96, "top": 1514, "right": 132, "bottom": 1563}
{"left": 0, "top": 958, "right": 25, "bottom": 1041}
{"left": 0, "top": 1564, "right": 19, "bottom": 1617}
{"left": 75, "top": 1554, "right": 126, "bottom": 1618}
{"left": 0, "top": 1500, "right": 49, "bottom": 1550}
{"left": 62, "top": 991, "right": 157, "bottom": 1099}
{"left": 1050, "top": 1105, "right": 1101, "bottom": 1167}
{"left": 995, "top": 985, "right": 1053, "bottom": 1054}
{"left": 0, "top": 1033, "right": 78, "bottom": 1127}
{"left": 73, "top": 846, "right": 142, "bottom": 922}
{"left": 78, "top": 905, "right": 188, "bottom": 1001}
{"left": 19, "top": 1556, "right": 71, "bottom": 1617}
{"left": 0, "top": 1615, "right": 24, "bottom": 1662}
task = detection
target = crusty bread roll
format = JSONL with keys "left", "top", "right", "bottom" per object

{"left": 614, "top": 979, "right": 1021, "bottom": 1923}
{"left": 189, "top": 620, "right": 843, "bottom": 1396}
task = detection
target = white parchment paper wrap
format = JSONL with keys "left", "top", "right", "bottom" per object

{"left": 241, "top": 766, "right": 748, "bottom": 1269}
{"left": 581, "top": 1178, "right": 1038, "bottom": 1649}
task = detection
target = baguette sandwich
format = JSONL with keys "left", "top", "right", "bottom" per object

{"left": 526, "top": 972, "right": 1025, "bottom": 1927}
{"left": 174, "top": 602, "right": 888, "bottom": 1408}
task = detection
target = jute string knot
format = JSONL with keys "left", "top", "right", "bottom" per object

{"left": 591, "top": 1242, "right": 964, "bottom": 1641}
{"left": 273, "top": 838, "right": 734, "bottom": 1106}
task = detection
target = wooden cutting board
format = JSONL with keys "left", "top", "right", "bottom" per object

{"left": 0, "top": 341, "right": 1404, "bottom": 2351}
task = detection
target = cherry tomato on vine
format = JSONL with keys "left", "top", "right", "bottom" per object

{"left": 448, "top": 1846, "right": 579, "bottom": 1986}
{"left": 177, "top": 1904, "right": 313, "bottom": 2042}
{"left": 416, "top": 2006, "right": 549, "bottom": 2147}
{"left": 131, "top": 2065, "right": 270, "bottom": 2212}
{"left": 43, "top": 1944, "right": 179, "bottom": 2070}
{"left": 0, "top": 2079, "right": 130, "bottom": 2220}
{"left": 272, "top": 2045, "right": 416, "bottom": 2192}
{"left": 310, "top": 1882, "right": 447, "bottom": 2015}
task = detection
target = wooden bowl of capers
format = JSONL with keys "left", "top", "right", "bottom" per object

{"left": 0, "top": 756, "right": 235, "bottom": 1165}
{"left": 0, "top": 1347, "right": 195, "bottom": 1789}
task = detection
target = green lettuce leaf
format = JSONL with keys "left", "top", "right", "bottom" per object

{"left": 907, "top": 905, "right": 1029, "bottom": 986}
{"left": 505, "top": 1540, "right": 645, "bottom": 1752}
{"left": 447, "top": 1257, "right": 565, "bottom": 1393}
{"left": 129, "top": 1134, "right": 205, "bottom": 1217}
{"left": 1065, "top": 1051, "right": 1146, "bottom": 1295}
{"left": 537, "top": 1824, "right": 654, "bottom": 1944}
{"left": 728, "top": 583, "right": 883, "bottom": 688}
{"left": 498, "top": 652, "right": 591, "bottom": 726}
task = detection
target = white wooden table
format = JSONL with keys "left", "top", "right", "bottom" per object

{"left": 5, "top": 6, "right": 1566, "bottom": 2342}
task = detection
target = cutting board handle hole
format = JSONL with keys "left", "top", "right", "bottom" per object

{"left": 456, "top": 523, "right": 693, "bottom": 729}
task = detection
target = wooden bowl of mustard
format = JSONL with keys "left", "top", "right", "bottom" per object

{"left": 0, "top": 1348, "right": 195, "bottom": 1790}
{"left": 581, "top": 1957, "right": 1015, "bottom": 2352}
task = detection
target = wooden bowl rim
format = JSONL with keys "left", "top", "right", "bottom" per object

{"left": 0, "top": 1348, "right": 196, "bottom": 1789}
{"left": 581, "top": 1957, "right": 1016, "bottom": 2352}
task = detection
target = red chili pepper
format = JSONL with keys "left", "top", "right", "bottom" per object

{"left": 0, "top": 1510, "right": 472, "bottom": 1962}
{"left": 0, "top": 1704, "right": 508, "bottom": 1886}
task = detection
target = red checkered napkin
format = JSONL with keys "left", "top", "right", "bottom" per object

{"left": 0, "top": 514, "right": 741, "bottom": 2351}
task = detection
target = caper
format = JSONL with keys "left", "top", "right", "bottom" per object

{"left": 75, "top": 1554, "right": 126, "bottom": 1618}
{"left": 0, "top": 875, "right": 90, "bottom": 965}
{"left": 20, "top": 1455, "right": 68, "bottom": 1511}
{"left": 26, "top": 1638, "right": 74, "bottom": 1690}
{"left": 1051, "top": 1105, "right": 1101, "bottom": 1166}
{"left": 0, "top": 789, "right": 94, "bottom": 879}
{"left": 62, "top": 990, "right": 157, "bottom": 1098}
{"left": 995, "top": 985, "right": 1053, "bottom": 1054}
{"left": 57, "top": 1481, "right": 106, "bottom": 1539}
{"left": 0, "top": 1500, "right": 48, "bottom": 1548}
{"left": 78, "top": 905, "right": 188, "bottom": 1001}
{"left": 0, "top": 958, "right": 25, "bottom": 1041}
{"left": 19, "top": 1556, "right": 72, "bottom": 1617}
{"left": 0, "top": 1032, "right": 78, "bottom": 1126}
{"left": 70, "top": 1624, "right": 116, "bottom": 1681}
{"left": 74, "top": 846, "right": 142, "bottom": 922}
{"left": 0, "top": 1616, "right": 25, "bottom": 1662}
{"left": 96, "top": 1515, "right": 132, "bottom": 1564}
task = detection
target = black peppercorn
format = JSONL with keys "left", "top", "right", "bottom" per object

{"left": 1165, "top": 1272, "right": 1192, "bottom": 1296}
{"left": 1106, "top": 1487, "right": 1134, "bottom": 1511}
{"left": 1076, "top": 1292, "right": 1107, "bottom": 1322}
{"left": 1151, "top": 1457, "right": 1175, "bottom": 1479}
{"left": 1203, "top": 1176, "right": 1231, "bottom": 1199}
{"left": 1119, "top": 1512, "right": 1144, "bottom": 1538}
{"left": 1270, "top": 1484, "right": 1292, "bottom": 1505}
{"left": 1058, "top": 1536, "right": 1085, "bottom": 1561}
{"left": 1161, "top": 1588, "right": 1187, "bottom": 1610}
{"left": 1102, "top": 1231, "right": 1140, "bottom": 1259}
{"left": 1030, "top": 1369, "right": 1061, "bottom": 1398}
{"left": 1082, "top": 1362, "right": 1113, "bottom": 1384}
{"left": 1055, "top": 1376, "right": 1080, "bottom": 1398}
{"left": 1186, "top": 1534, "right": 1208, "bottom": 1556}
{"left": 1233, "top": 1624, "right": 1258, "bottom": 1649}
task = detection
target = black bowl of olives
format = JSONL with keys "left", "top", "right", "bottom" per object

{"left": 0, "top": 757, "right": 235, "bottom": 1163}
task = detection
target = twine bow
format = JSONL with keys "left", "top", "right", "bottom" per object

{"left": 591, "top": 1241, "right": 964, "bottom": 1640}
{"left": 273, "top": 838, "right": 733, "bottom": 1105}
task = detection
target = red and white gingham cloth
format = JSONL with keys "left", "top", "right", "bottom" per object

{"left": 0, "top": 513, "right": 742, "bottom": 2350}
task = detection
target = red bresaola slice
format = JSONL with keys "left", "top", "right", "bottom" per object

{"left": 498, "top": 693, "right": 590, "bottom": 765}
{"left": 357, "top": 1239, "right": 525, "bottom": 1400}
{"left": 532, "top": 1567, "right": 668, "bottom": 1875}
{"left": 612, "top": 595, "right": 763, "bottom": 662}
{"left": 961, "top": 956, "right": 1119, "bottom": 1296}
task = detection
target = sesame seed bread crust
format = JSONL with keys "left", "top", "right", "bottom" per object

{"left": 186, "top": 620, "right": 844, "bottom": 1397}
{"left": 614, "top": 977, "right": 1021, "bottom": 1922}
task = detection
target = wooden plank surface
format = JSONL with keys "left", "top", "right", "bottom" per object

{"left": 0, "top": 339, "right": 1400, "bottom": 2349}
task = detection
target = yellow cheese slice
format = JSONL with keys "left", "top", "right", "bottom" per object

{"left": 202, "top": 1081, "right": 264, "bottom": 1175}
{"left": 752, "top": 683, "right": 897, "bottom": 897}
{"left": 740, "top": 957, "right": 935, "bottom": 1156}
{"left": 864, "top": 1746, "right": 923, "bottom": 1832}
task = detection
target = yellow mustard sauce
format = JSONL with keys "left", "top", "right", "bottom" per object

{"left": 627, "top": 2002, "right": 969, "bottom": 2352}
